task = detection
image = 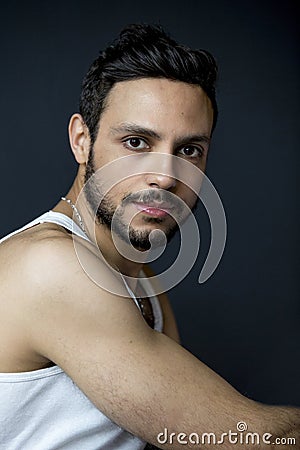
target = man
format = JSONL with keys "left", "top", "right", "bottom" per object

{"left": 0, "top": 24, "right": 299, "bottom": 450}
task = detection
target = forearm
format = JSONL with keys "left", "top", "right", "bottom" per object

{"left": 266, "top": 405, "right": 300, "bottom": 449}
{"left": 149, "top": 403, "right": 300, "bottom": 450}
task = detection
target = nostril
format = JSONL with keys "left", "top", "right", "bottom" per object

{"left": 145, "top": 172, "right": 177, "bottom": 190}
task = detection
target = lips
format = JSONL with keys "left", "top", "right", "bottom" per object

{"left": 133, "top": 202, "right": 173, "bottom": 217}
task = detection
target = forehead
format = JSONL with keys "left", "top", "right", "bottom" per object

{"left": 100, "top": 78, "right": 214, "bottom": 137}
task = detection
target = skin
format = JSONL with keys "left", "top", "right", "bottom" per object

{"left": 0, "top": 78, "right": 299, "bottom": 449}
{"left": 68, "top": 78, "right": 211, "bottom": 277}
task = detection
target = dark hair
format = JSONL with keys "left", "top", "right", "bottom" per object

{"left": 79, "top": 24, "right": 218, "bottom": 144}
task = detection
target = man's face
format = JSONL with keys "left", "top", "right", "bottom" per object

{"left": 84, "top": 78, "right": 214, "bottom": 250}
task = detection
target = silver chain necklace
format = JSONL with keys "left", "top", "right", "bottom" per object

{"left": 61, "top": 197, "right": 154, "bottom": 328}
{"left": 61, "top": 197, "right": 86, "bottom": 232}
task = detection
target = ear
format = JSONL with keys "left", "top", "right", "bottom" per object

{"left": 68, "top": 113, "right": 90, "bottom": 164}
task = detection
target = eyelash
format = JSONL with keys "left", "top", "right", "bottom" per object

{"left": 123, "top": 137, "right": 149, "bottom": 151}
{"left": 177, "top": 145, "right": 204, "bottom": 159}
{"left": 122, "top": 137, "right": 204, "bottom": 159}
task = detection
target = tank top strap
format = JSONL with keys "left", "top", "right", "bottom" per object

{"left": 0, "top": 211, "right": 90, "bottom": 245}
{"left": 39, "top": 211, "right": 90, "bottom": 242}
{"left": 0, "top": 211, "right": 163, "bottom": 333}
{"left": 119, "top": 271, "right": 163, "bottom": 333}
{"left": 139, "top": 272, "right": 164, "bottom": 333}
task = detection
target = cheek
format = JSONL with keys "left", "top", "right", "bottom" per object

{"left": 187, "top": 192, "right": 198, "bottom": 209}
{"left": 177, "top": 185, "right": 198, "bottom": 208}
{"left": 107, "top": 179, "right": 134, "bottom": 201}
{"left": 195, "top": 155, "right": 208, "bottom": 175}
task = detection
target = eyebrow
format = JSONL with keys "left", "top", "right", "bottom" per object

{"left": 110, "top": 123, "right": 161, "bottom": 140}
{"left": 110, "top": 122, "right": 211, "bottom": 146}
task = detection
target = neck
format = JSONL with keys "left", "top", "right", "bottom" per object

{"left": 93, "top": 223, "right": 146, "bottom": 279}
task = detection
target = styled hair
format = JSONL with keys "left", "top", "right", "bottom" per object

{"left": 79, "top": 24, "right": 218, "bottom": 144}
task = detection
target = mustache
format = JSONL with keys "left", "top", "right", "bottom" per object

{"left": 122, "top": 190, "right": 165, "bottom": 204}
{"left": 121, "top": 190, "right": 184, "bottom": 212}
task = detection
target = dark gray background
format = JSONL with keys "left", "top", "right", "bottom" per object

{"left": 1, "top": 0, "right": 299, "bottom": 405}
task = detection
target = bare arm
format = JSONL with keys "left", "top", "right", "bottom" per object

{"left": 22, "top": 239, "right": 299, "bottom": 449}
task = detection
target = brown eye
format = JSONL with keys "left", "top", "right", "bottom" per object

{"left": 183, "top": 146, "right": 195, "bottom": 156}
{"left": 129, "top": 138, "right": 142, "bottom": 147}
{"left": 179, "top": 146, "right": 202, "bottom": 158}
{"left": 123, "top": 137, "right": 149, "bottom": 150}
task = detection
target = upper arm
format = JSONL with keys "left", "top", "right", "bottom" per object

{"left": 22, "top": 239, "right": 269, "bottom": 449}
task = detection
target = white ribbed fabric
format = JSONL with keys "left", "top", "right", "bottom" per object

{"left": 0, "top": 211, "right": 164, "bottom": 449}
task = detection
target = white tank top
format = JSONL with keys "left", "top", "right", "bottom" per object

{"left": 0, "top": 211, "right": 164, "bottom": 450}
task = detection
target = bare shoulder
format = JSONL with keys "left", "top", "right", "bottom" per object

{"left": 1, "top": 222, "right": 116, "bottom": 286}
{"left": 0, "top": 223, "right": 77, "bottom": 297}
{"left": 3, "top": 223, "right": 135, "bottom": 315}
{"left": 0, "top": 222, "right": 71, "bottom": 293}
{"left": 0, "top": 223, "right": 142, "bottom": 370}
{"left": 0, "top": 223, "right": 83, "bottom": 370}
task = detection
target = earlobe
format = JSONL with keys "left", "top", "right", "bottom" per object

{"left": 68, "top": 113, "right": 90, "bottom": 164}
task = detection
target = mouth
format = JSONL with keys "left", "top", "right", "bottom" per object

{"left": 133, "top": 201, "right": 174, "bottom": 218}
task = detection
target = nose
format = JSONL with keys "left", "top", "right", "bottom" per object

{"left": 145, "top": 172, "right": 176, "bottom": 190}
{"left": 144, "top": 153, "right": 177, "bottom": 190}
